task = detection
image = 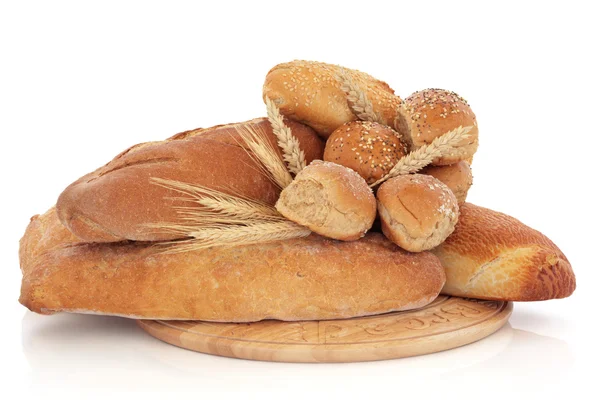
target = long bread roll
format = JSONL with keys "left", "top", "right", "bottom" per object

{"left": 19, "top": 208, "right": 445, "bottom": 322}
{"left": 263, "top": 60, "right": 402, "bottom": 138}
{"left": 56, "top": 118, "right": 324, "bottom": 243}
{"left": 432, "top": 203, "right": 575, "bottom": 301}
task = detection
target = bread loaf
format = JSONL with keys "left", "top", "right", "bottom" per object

{"left": 19, "top": 208, "right": 445, "bottom": 322}
{"left": 377, "top": 174, "right": 459, "bottom": 252}
{"left": 56, "top": 118, "right": 324, "bottom": 243}
{"left": 263, "top": 60, "right": 402, "bottom": 138}
{"left": 323, "top": 121, "right": 409, "bottom": 185}
{"left": 433, "top": 203, "right": 576, "bottom": 301}
{"left": 421, "top": 161, "right": 473, "bottom": 203}
{"left": 397, "top": 89, "right": 479, "bottom": 165}
{"left": 276, "top": 161, "right": 376, "bottom": 241}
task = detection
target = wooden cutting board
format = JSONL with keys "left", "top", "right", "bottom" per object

{"left": 137, "top": 295, "right": 512, "bottom": 363}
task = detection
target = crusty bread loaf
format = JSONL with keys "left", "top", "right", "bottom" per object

{"left": 276, "top": 161, "right": 376, "bottom": 241}
{"left": 421, "top": 161, "right": 473, "bottom": 203}
{"left": 263, "top": 60, "right": 402, "bottom": 138}
{"left": 19, "top": 208, "right": 445, "bottom": 322}
{"left": 433, "top": 203, "right": 576, "bottom": 301}
{"left": 397, "top": 89, "right": 479, "bottom": 165}
{"left": 323, "top": 121, "right": 409, "bottom": 185}
{"left": 56, "top": 118, "right": 324, "bottom": 243}
{"left": 377, "top": 174, "right": 459, "bottom": 252}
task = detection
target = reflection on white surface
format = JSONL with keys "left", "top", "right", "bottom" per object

{"left": 21, "top": 310, "right": 574, "bottom": 393}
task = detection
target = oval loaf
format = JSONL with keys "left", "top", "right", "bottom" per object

{"left": 56, "top": 118, "right": 324, "bottom": 243}
{"left": 19, "top": 209, "right": 446, "bottom": 322}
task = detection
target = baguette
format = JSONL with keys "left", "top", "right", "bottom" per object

{"left": 19, "top": 208, "right": 445, "bottom": 322}
{"left": 56, "top": 118, "right": 324, "bottom": 243}
{"left": 432, "top": 203, "right": 576, "bottom": 301}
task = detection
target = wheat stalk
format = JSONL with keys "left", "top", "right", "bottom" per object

{"left": 150, "top": 178, "right": 281, "bottom": 222}
{"left": 369, "top": 125, "right": 474, "bottom": 187}
{"left": 337, "top": 67, "right": 384, "bottom": 124}
{"left": 233, "top": 124, "right": 293, "bottom": 189}
{"left": 157, "top": 221, "right": 311, "bottom": 254}
{"left": 265, "top": 97, "right": 306, "bottom": 175}
{"left": 146, "top": 177, "right": 310, "bottom": 253}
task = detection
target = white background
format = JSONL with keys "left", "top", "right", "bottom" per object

{"left": 1, "top": 1, "right": 598, "bottom": 399}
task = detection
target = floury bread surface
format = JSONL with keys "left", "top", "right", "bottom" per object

{"left": 56, "top": 118, "right": 324, "bottom": 243}
{"left": 433, "top": 203, "right": 576, "bottom": 301}
{"left": 19, "top": 209, "right": 445, "bottom": 322}
{"left": 276, "top": 161, "right": 376, "bottom": 241}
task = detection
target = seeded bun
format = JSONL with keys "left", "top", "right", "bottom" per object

{"left": 263, "top": 60, "right": 402, "bottom": 138}
{"left": 377, "top": 174, "right": 459, "bottom": 252}
{"left": 396, "top": 89, "right": 478, "bottom": 165}
{"left": 421, "top": 161, "right": 473, "bottom": 203}
{"left": 276, "top": 161, "right": 376, "bottom": 241}
{"left": 323, "top": 121, "right": 409, "bottom": 185}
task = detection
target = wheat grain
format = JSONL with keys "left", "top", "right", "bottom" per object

{"left": 369, "top": 125, "right": 474, "bottom": 187}
{"left": 265, "top": 97, "right": 306, "bottom": 175}
{"left": 151, "top": 178, "right": 280, "bottom": 220}
{"left": 157, "top": 221, "right": 311, "bottom": 254}
{"left": 233, "top": 124, "right": 293, "bottom": 189}
{"left": 336, "top": 68, "right": 384, "bottom": 124}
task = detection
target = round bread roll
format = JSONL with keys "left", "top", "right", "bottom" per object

{"left": 276, "top": 160, "right": 376, "bottom": 241}
{"left": 377, "top": 174, "right": 459, "bottom": 252}
{"left": 397, "top": 88, "right": 478, "bottom": 165}
{"left": 323, "top": 121, "right": 409, "bottom": 185}
{"left": 263, "top": 60, "right": 402, "bottom": 138}
{"left": 421, "top": 161, "right": 473, "bottom": 203}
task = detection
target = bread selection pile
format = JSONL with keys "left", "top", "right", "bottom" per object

{"left": 19, "top": 60, "right": 576, "bottom": 323}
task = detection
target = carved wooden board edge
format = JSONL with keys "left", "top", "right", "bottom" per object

{"left": 137, "top": 296, "right": 513, "bottom": 363}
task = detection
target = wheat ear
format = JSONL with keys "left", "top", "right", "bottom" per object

{"left": 150, "top": 178, "right": 281, "bottom": 223}
{"left": 369, "top": 125, "right": 474, "bottom": 187}
{"left": 157, "top": 221, "right": 312, "bottom": 254}
{"left": 233, "top": 124, "right": 293, "bottom": 189}
{"left": 265, "top": 97, "right": 306, "bottom": 175}
{"left": 336, "top": 68, "right": 384, "bottom": 124}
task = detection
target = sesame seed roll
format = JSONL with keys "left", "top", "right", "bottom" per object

{"left": 397, "top": 88, "right": 479, "bottom": 165}
{"left": 263, "top": 60, "right": 402, "bottom": 138}
{"left": 324, "top": 121, "right": 409, "bottom": 185}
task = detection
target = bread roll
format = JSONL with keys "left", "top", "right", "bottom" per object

{"left": 421, "top": 161, "right": 473, "bottom": 203}
{"left": 263, "top": 60, "right": 402, "bottom": 138}
{"left": 56, "top": 118, "right": 324, "bottom": 243}
{"left": 433, "top": 203, "right": 576, "bottom": 301}
{"left": 19, "top": 208, "right": 445, "bottom": 322}
{"left": 377, "top": 174, "right": 459, "bottom": 252}
{"left": 323, "top": 121, "right": 409, "bottom": 185}
{"left": 276, "top": 161, "right": 376, "bottom": 241}
{"left": 397, "top": 89, "right": 478, "bottom": 165}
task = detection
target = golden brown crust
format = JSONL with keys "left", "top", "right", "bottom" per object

{"left": 263, "top": 60, "right": 402, "bottom": 138}
{"left": 399, "top": 89, "right": 479, "bottom": 165}
{"left": 276, "top": 161, "right": 376, "bottom": 241}
{"left": 377, "top": 175, "right": 459, "bottom": 252}
{"left": 323, "top": 121, "right": 409, "bottom": 185}
{"left": 19, "top": 209, "right": 445, "bottom": 322}
{"left": 56, "top": 118, "right": 325, "bottom": 243}
{"left": 432, "top": 203, "right": 576, "bottom": 301}
{"left": 421, "top": 161, "right": 473, "bottom": 203}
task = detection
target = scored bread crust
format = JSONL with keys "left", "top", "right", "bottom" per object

{"left": 263, "top": 60, "right": 402, "bottom": 138}
{"left": 56, "top": 118, "right": 324, "bottom": 243}
{"left": 432, "top": 203, "right": 576, "bottom": 301}
{"left": 19, "top": 208, "right": 445, "bottom": 322}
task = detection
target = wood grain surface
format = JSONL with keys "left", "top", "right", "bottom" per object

{"left": 137, "top": 296, "right": 512, "bottom": 363}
